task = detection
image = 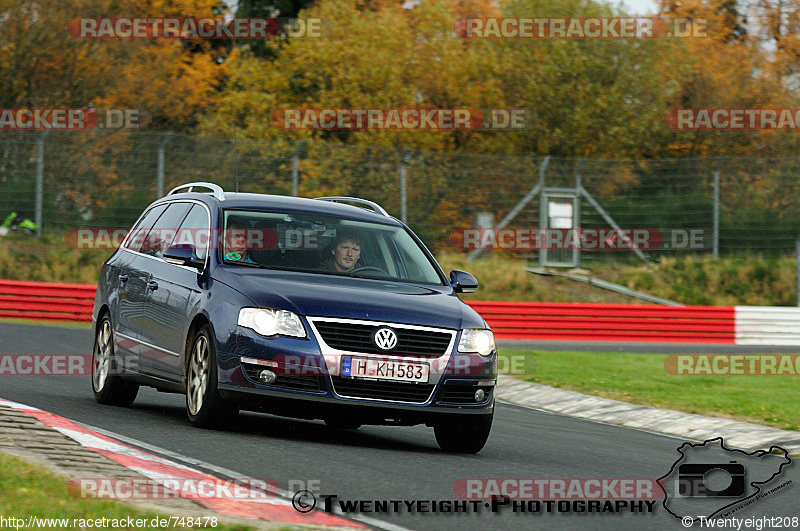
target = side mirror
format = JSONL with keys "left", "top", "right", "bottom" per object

{"left": 449, "top": 270, "right": 478, "bottom": 294}
{"left": 164, "top": 244, "right": 204, "bottom": 270}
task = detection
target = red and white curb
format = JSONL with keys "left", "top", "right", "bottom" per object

{"left": 0, "top": 398, "right": 363, "bottom": 528}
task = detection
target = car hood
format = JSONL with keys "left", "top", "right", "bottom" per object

{"left": 213, "top": 267, "right": 485, "bottom": 330}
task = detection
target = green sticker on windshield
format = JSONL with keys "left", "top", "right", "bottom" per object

{"left": 225, "top": 252, "right": 241, "bottom": 261}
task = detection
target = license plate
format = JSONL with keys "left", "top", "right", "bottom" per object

{"left": 342, "top": 357, "right": 430, "bottom": 383}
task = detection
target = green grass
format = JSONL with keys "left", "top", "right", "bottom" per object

{"left": 502, "top": 350, "right": 800, "bottom": 431}
{"left": 595, "top": 255, "right": 798, "bottom": 307}
{"left": 436, "top": 253, "right": 653, "bottom": 304}
{"left": 437, "top": 252, "right": 799, "bottom": 306}
{"left": 0, "top": 453, "right": 253, "bottom": 529}
{"left": 0, "top": 231, "right": 109, "bottom": 284}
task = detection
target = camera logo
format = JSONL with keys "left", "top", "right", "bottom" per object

{"left": 659, "top": 438, "right": 791, "bottom": 523}
{"left": 677, "top": 462, "right": 745, "bottom": 497}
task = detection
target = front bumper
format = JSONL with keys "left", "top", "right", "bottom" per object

{"left": 218, "top": 382, "right": 495, "bottom": 425}
{"left": 217, "top": 323, "right": 497, "bottom": 425}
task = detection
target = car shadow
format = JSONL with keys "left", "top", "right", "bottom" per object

{"left": 229, "top": 411, "right": 444, "bottom": 454}
{"left": 110, "top": 395, "right": 446, "bottom": 455}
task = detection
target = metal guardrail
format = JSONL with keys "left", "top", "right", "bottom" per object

{"left": 468, "top": 301, "right": 736, "bottom": 343}
{"left": 736, "top": 307, "right": 800, "bottom": 346}
{"left": 0, "top": 280, "right": 95, "bottom": 322}
{"left": 3, "top": 280, "right": 799, "bottom": 345}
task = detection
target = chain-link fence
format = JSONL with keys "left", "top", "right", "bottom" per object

{"left": 2, "top": 129, "right": 799, "bottom": 264}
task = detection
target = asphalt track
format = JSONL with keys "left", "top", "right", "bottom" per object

{"left": 1, "top": 322, "right": 798, "bottom": 530}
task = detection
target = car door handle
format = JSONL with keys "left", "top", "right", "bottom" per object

{"left": 118, "top": 274, "right": 129, "bottom": 282}
{"left": 147, "top": 281, "right": 159, "bottom": 290}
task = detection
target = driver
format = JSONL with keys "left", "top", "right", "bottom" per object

{"left": 321, "top": 232, "right": 364, "bottom": 273}
{"left": 223, "top": 217, "right": 256, "bottom": 264}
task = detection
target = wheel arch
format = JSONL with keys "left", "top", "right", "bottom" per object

{"left": 95, "top": 304, "right": 111, "bottom": 334}
{"left": 184, "top": 312, "right": 213, "bottom": 374}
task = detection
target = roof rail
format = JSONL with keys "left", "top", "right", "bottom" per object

{"left": 167, "top": 182, "right": 225, "bottom": 201}
{"left": 315, "top": 196, "right": 390, "bottom": 217}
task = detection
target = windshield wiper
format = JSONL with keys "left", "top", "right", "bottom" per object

{"left": 223, "top": 260, "right": 269, "bottom": 269}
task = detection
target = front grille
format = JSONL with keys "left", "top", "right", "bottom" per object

{"left": 312, "top": 320, "right": 453, "bottom": 357}
{"left": 331, "top": 376, "right": 435, "bottom": 403}
{"left": 242, "top": 363, "right": 321, "bottom": 392}
{"left": 439, "top": 385, "right": 493, "bottom": 404}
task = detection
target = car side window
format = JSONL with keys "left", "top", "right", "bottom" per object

{"left": 123, "top": 204, "right": 168, "bottom": 252}
{"left": 174, "top": 204, "right": 210, "bottom": 260}
{"left": 140, "top": 202, "right": 192, "bottom": 258}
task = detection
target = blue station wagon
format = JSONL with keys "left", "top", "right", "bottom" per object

{"left": 91, "top": 182, "right": 497, "bottom": 453}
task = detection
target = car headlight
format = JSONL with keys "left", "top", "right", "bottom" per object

{"left": 238, "top": 308, "right": 306, "bottom": 338}
{"left": 458, "top": 329, "right": 495, "bottom": 356}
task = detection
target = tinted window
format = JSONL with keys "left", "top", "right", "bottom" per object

{"left": 220, "top": 210, "right": 444, "bottom": 285}
{"left": 123, "top": 204, "right": 168, "bottom": 252}
{"left": 140, "top": 202, "right": 192, "bottom": 257}
{"left": 173, "top": 204, "right": 211, "bottom": 260}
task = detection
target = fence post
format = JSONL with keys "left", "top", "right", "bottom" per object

{"left": 35, "top": 130, "right": 50, "bottom": 238}
{"left": 797, "top": 233, "right": 800, "bottom": 307}
{"left": 400, "top": 148, "right": 410, "bottom": 224}
{"left": 574, "top": 158, "right": 584, "bottom": 267}
{"left": 713, "top": 159, "right": 720, "bottom": 259}
{"left": 467, "top": 155, "right": 549, "bottom": 262}
{"left": 157, "top": 132, "right": 172, "bottom": 198}
{"left": 291, "top": 140, "right": 307, "bottom": 197}
{"left": 233, "top": 132, "right": 239, "bottom": 193}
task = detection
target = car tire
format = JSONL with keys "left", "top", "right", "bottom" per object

{"left": 434, "top": 413, "right": 493, "bottom": 454}
{"left": 324, "top": 418, "right": 362, "bottom": 430}
{"left": 91, "top": 315, "right": 139, "bottom": 407}
{"left": 186, "top": 325, "right": 238, "bottom": 429}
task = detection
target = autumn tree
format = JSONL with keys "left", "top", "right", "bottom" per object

{"left": 201, "top": 0, "right": 507, "bottom": 152}
{"left": 0, "top": 0, "right": 229, "bottom": 222}
{"left": 656, "top": 0, "right": 800, "bottom": 156}
{"left": 753, "top": 0, "right": 800, "bottom": 83}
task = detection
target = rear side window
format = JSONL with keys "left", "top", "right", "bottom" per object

{"left": 140, "top": 202, "right": 192, "bottom": 258}
{"left": 123, "top": 204, "right": 167, "bottom": 252}
{"left": 173, "top": 204, "right": 211, "bottom": 260}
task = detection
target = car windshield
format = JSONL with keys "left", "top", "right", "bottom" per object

{"left": 220, "top": 210, "right": 444, "bottom": 285}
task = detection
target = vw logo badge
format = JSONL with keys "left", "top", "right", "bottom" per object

{"left": 373, "top": 328, "right": 398, "bottom": 350}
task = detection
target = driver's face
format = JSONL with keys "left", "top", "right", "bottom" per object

{"left": 225, "top": 225, "right": 248, "bottom": 254}
{"left": 333, "top": 239, "right": 361, "bottom": 272}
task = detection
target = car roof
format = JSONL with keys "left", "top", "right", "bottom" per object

{"left": 154, "top": 192, "right": 403, "bottom": 225}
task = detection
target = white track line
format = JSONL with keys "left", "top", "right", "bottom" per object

{"left": 81, "top": 422, "right": 414, "bottom": 531}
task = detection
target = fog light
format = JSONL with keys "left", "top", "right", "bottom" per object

{"left": 259, "top": 370, "right": 277, "bottom": 384}
{"left": 474, "top": 389, "right": 485, "bottom": 402}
